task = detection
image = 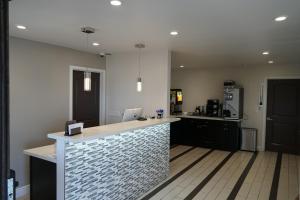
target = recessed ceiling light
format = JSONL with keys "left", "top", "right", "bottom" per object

{"left": 170, "top": 31, "right": 179, "bottom": 36}
{"left": 274, "top": 15, "right": 288, "bottom": 22}
{"left": 110, "top": 0, "right": 122, "bottom": 6}
{"left": 179, "top": 65, "right": 184, "bottom": 68}
{"left": 16, "top": 25, "right": 27, "bottom": 30}
{"left": 92, "top": 42, "right": 100, "bottom": 46}
{"left": 262, "top": 51, "right": 270, "bottom": 55}
{"left": 268, "top": 60, "right": 274, "bottom": 64}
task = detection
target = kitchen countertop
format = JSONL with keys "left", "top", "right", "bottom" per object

{"left": 24, "top": 144, "right": 56, "bottom": 163}
{"left": 171, "top": 114, "right": 242, "bottom": 122}
{"left": 48, "top": 117, "right": 180, "bottom": 142}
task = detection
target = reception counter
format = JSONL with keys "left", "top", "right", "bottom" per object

{"left": 25, "top": 118, "right": 179, "bottom": 200}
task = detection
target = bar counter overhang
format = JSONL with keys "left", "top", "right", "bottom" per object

{"left": 33, "top": 118, "right": 179, "bottom": 200}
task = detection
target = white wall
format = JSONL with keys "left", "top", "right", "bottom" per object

{"left": 10, "top": 37, "right": 106, "bottom": 187}
{"left": 171, "top": 64, "right": 300, "bottom": 151}
{"left": 106, "top": 50, "right": 171, "bottom": 123}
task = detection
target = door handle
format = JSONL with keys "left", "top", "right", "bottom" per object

{"left": 266, "top": 117, "right": 273, "bottom": 121}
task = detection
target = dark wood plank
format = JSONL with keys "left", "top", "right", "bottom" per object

{"left": 269, "top": 152, "right": 282, "bottom": 200}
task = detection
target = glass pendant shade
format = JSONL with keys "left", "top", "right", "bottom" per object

{"left": 84, "top": 71, "right": 91, "bottom": 91}
{"left": 135, "top": 43, "right": 145, "bottom": 92}
{"left": 137, "top": 77, "right": 142, "bottom": 92}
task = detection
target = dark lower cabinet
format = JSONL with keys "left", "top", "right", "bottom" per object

{"left": 171, "top": 118, "right": 241, "bottom": 151}
{"left": 216, "top": 121, "right": 240, "bottom": 151}
{"left": 30, "top": 157, "right": 56, "bottom": 200}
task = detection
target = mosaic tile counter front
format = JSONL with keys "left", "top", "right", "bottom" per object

{"left": 64, "top": 123, "right": 170, "bottom": 200}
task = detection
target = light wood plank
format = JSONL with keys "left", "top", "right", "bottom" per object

{"left": 211, "top": 152, "right": 252, "bottom": 200}
{"left": 170, "top": 148, "right": 208, "bottom": 176}
{"left": 288, "top": 154, "right": 299, "bottom": 200}
{"left": 138, "top": 147, "right": 210, "bottom": 200}
{"left": 277, "top": 154, "right": 289, "bottom": 200}
{"left": 141, "top": 150, "right": 300, "bottom": 200}
{"left": 247, "top": 152, "right": 276, "bottom": 200}
{"left": 175, "top": 151, "right": 228, "bottom": 198}
{"left": 236, "top": 152, "right": 275, "bottom": 199}
{"left": 170, "top": 145, "right": 193, "bottom": 159}
{"left": 195, "top": 152, "right": 246, "bottom": 199}
{"left": 155, "top": 151, "right": 227, "bottom": 200}
{"left": 257, "top": 152, "right": 276, "bottom": 200}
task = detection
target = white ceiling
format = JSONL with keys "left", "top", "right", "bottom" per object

{"left": 9, "top": 0, "right": 300, "bottom": 68}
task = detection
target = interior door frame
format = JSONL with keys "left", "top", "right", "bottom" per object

{"left": 0, "top": 0, "right": 10, "bottom": 198}
{"left": 69, "top": 65, "right": 106, "bottom": 125}
{"left": 262, "top": 75, "right": 300, "bottom": 151}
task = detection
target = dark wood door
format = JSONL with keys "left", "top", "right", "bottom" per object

{"left": 73, "top": 70, "right": 100, "bottom": 128}
{"left": 266, "top": 79, "right": 300, "bottom": 154}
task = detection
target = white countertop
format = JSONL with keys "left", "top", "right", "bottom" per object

{"left": 48, "top": 118, "right": 180, "bottom": 142}
{"left": 24, "top": 145, "right": 56, "bottom": 163}
{"left": 171, "top": 115, "right": 242, "bottom": 122}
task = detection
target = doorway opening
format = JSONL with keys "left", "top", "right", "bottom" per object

{"left": 69, "top": 66, "right": 106, "bottom": 127}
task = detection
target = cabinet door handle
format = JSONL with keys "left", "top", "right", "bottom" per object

{"left": 267, "top": 117, "right": 273, "bottom": 121}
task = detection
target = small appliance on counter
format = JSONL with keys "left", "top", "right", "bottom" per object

{"left": 223, "top": 81, "right": 244, "bottom": 119}
{"left": 194, "top": 106, "right": 201, "bottom": 115}
{"left": 122, "top": 108, "right": 143, "bottom": 122}
{"left": 206, "top": 99, "right": 220, "bottom": 117}
{"left": 65, "top": 120, "right": 83, "bottom": 136}
{"left": 156, "top": 109, "right": 164, "bottom": 119}
{"left": 170, "top": 89, "right": 183, "bottom": 114}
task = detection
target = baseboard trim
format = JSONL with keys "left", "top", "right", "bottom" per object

{"left": 257, "top": 145, "right": 264, "bottom": 152}
{"left": 16, "top": 185, "right": 30, "bottom": 199}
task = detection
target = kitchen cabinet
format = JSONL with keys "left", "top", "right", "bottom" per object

{"left": 170, "top": 117, "right": 241, "bottom": 151}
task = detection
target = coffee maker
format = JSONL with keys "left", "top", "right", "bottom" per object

{"left": 206, "top": 99, "right": 220, "bottom": 117}
{"left": 223, "top": 81, "right": 244, "bottom": 119}
{"left": 170, "top": 89, "right": 183, "bottom": 114}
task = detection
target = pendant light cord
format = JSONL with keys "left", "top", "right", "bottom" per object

{"left": 85, "top": 33, "right": 90, "bottom": 73}
{"left": 86, "top": 33, "right": 89, "bottom": 52}
{"left": 138, "top": 48, "right": 141, "bottom": 77}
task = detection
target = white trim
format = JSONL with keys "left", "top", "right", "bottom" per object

{"left": 69, "top": 65, "right": 106, "bottom": 125}
{"left": 262, "top": 75, "right": 300, "bottom": 151}
{"left": 56, "top": 140, "right": 65, "bottom": 200}
{"left": 16, "top": 185, "right": 30, "bottom": 199}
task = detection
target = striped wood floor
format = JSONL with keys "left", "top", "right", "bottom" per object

{"left": 139, "top": 145, "right": 300, "bottom": 200}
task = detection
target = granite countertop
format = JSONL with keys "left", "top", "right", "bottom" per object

{"left": 24, "top": 144, "right": 56, "bottom": 163}
{"left": 48, "top": 117, "right": 180, "bottom": 142}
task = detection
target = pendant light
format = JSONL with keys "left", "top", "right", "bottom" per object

{"left": 81, "top": 27, "right": 95, "bottom": 92}
{"left": 84, "top": 71, "right": 91, "bottom": 91}
{"left": 135, "top": 43, "right": 145, "bottom": 92}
